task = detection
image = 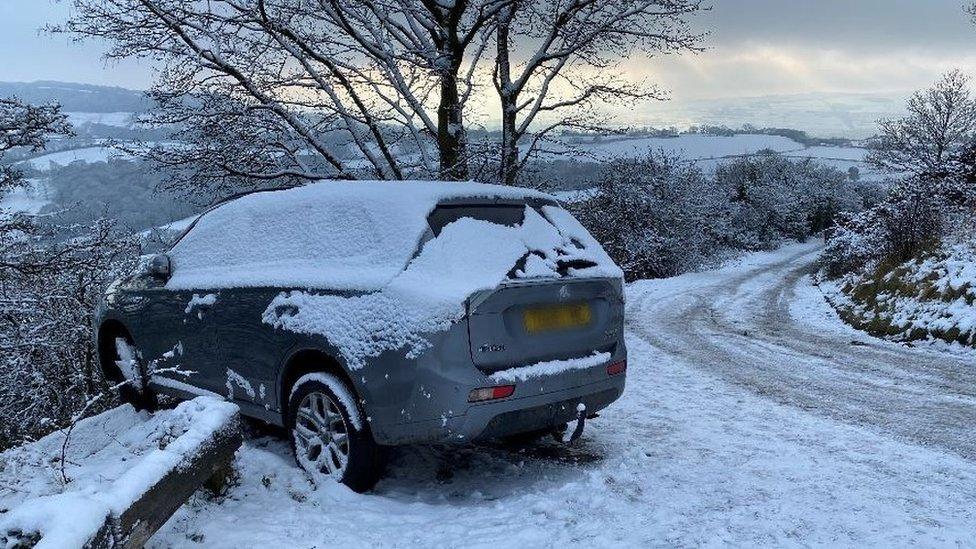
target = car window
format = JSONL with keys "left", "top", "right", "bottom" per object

{"left": 427, "top": 204, "right": 526, "bottom": 236}
{"left": 164, "top": 187, "right": 432, "bottom": 290}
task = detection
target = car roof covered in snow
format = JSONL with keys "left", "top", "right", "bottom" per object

{"left": 164, "top": 180, "right": 561, "bottom": 291}
{"left": 204, "top": 180, "right": 558, "bottom": 214}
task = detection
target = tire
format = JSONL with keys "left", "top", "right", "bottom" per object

{"left": 102, "top": 332, "right": 157, "bottom": 412}
{"left": 287, "top": 373, "right": 383, "bottom": 493}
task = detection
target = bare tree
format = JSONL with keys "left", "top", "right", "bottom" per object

{"left": 60, "top": 0, "right": 705, "bottom": 192}
{"left": 868, "top": 70, "right": 976, "bottom": 181}
{"left": 59, "top": 0, "right": 511, "bottom": 194}
{"left": 493, "top": 0, "right": 705, "bottom": 185}
{"left": 0, "top": 99, "right": 140, "bottom": 449}
{"left": 320, "top": 0, "right": 511, "bottom": 180}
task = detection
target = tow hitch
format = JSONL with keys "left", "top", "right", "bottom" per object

{"left": 558, "top": 403, "right": 587, "bottom": 444}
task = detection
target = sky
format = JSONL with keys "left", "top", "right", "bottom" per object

{"left": 650, "top": 0, "right": 976, "bottom": 100}
{"left": 2, "top": 0, "right": 976, "bottom": 135}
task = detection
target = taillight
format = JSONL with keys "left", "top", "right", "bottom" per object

{"left": 607, "top": 360, "right": 627, "bottom": 376}
{"left": 468, "top": 385, "right": 516, "bottom": 403}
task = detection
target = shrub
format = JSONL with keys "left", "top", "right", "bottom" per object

{"left": 568, "top": 152, "right": 728, "bottom": 280}
{"left": 571, "top": 151, "right": 859, "bottom": 280}
{"left": 0, "top": 218, "right": 138, "bottom": 449}
{"left": 716, "top": 154, "right": 851, "bottom": 250}
{"left": 821, "top": 181, "right": 947, "bottom": 277}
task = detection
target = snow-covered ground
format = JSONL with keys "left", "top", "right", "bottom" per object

{"left": 563, "top": 133, "right": 803, "bottom": 160}
{"left": 0, "top": 178, "right": 49, "bottom": 214}
{"left": 18, "top": 146, "right": 127, "bottom": 170}
{"left": 782, "top": 145, "right": 874, "bottom": 176}
{"left": 134, "top": 242, "right": 976, "bottom": 547}
{"left": 64, "top": 111, "right": 135, "bottom": 128}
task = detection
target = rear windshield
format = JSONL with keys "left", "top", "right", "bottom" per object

{"left": 427, "top": 204, "right": 526, "bottom": 236}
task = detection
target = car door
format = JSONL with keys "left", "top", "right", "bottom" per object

{"left": 173, "top": 287, "right": 223, "bottom": 395}
{"left": 211, "top": 287, "right": 283, "bottom": 413}
{"left": 125, "top": 272, "right": 184, "bottom": 372}
{"left": 125, "top": 273, "right": 218, "bottom": 393}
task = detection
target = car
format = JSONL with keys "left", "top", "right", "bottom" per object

{"left": 95, "top": 180, "right": 627, "bottom": 492}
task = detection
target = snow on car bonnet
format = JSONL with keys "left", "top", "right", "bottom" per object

{"left": 258, "top": 186, "right": 622, "bottom": 370}
{"left": 166, "top": 180, "right": 554, "bottom": 291}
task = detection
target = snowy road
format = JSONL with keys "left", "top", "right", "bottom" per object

{"left": 629, "top": 241, "right": 976, "bottom": 460}
{"left": 155, "top": 242, "right": 976, "bottom": 548}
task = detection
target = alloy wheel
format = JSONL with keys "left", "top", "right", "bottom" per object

{"left": 293, "top": 391, "right": 351, "bottom": 479}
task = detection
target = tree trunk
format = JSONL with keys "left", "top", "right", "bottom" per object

{"left": 496, "top": 6, "right": 519, "bottom": 186}
{"left": 438, "top": 65, "right": 469, "bottom": 181}
{"left": 500, "top": 105, "right": 519, "bottom": 186}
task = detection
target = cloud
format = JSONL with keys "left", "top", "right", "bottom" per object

{"left": 630, "top": 45, "right": 976, "bottom": 101}
{"left": 703, "top": 0, "right": 976, "bottom": 54}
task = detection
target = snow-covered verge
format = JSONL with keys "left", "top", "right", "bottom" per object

{"left": 819, "top": 239, "right": 976, "bottom": 350}
{"left": 0, "top": 397, "right": 238, "bottom": 548}
{"left": 146, "top": 245, "right": 976, "bottom": 548}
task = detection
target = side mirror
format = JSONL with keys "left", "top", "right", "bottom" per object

{"left": 148, "top": 254, "right": 172, "bottom": 280}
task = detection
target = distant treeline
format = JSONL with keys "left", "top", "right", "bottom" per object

{"left": 0, "top": 81, "right": 149, "bottom": 113}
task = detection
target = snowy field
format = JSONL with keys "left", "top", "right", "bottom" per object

{"left": 0, "top": 178, "right": 48, "bottom": 214}
{"left": 18, "top": 146, "right": 127, "bottom": 171}
{"left": 64, "top": 111, "right": 135, "bottom": 128}
{"left": 112, "top": 243, "right": 975, "bottom": 547}
{"left": 559, "top": 134, "right": 880, "bottom": 179}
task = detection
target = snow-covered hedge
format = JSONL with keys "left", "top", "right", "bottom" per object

{"left": 818, "top": 167, "right": 975, "bottom": 349}
{"left": 0, "top": 219, "right": 138, "bottom": 450}
{"left": 820, "top": 185, "right": 946, "bottom": 278}
{"left": 567, "top": 152, "right": 726, "bottom": 279}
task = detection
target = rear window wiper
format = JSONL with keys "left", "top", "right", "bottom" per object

{"left": 555, "top": 258, "right": 597, "bottom": 276}
{"left": 506, "top": 252, "right": 597, "bottom": 278}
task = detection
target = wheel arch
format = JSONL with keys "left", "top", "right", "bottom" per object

{"left": 278, "top": 347, "right": 363, "bottom": 421}
{"left": 96, "top": 318, "right": 133, "bottom": 380}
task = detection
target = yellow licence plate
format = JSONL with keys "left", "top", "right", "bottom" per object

{"left": 523, "top": 303, "right": 592, "bottom": 334}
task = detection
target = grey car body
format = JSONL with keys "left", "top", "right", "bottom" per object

{"left": 95, "top": 183, "right": 627, "bottom": 447}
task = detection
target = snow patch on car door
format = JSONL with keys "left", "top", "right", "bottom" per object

{"left": 225, "top": 368, "right": 256, "bottom": 400}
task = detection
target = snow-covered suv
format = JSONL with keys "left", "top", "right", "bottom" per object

{"left": 95, "top": 181, "right": 627, "bottom": 491}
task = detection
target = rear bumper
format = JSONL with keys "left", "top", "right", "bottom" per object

{"left": 471, "top": 380, "right": 623, "bottom": 441}
{"left": 359, "top": 317, "right": 628, "bottom": 446}
{"left": 377, "top": 373, "right": 626, "bottom": 445}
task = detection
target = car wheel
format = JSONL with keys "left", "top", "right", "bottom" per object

{"left": 287, "top": 373, "right": 383, "bottom": 493}
{"left": 104, "top": 334, "right": 157, "bottom": 412}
